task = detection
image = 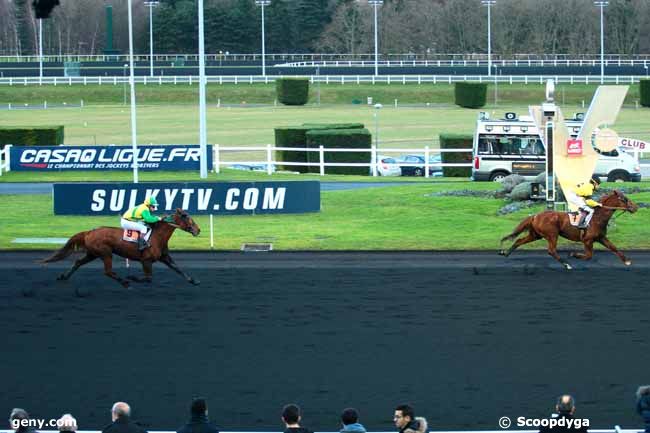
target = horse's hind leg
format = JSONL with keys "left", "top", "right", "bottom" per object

{"left": 101, "top": 256, "right": 130, "bottom": 288}
{"left": 546, "top": 236, "right": 573, "bottom": 270}
{"left": 57, "top": 253, "right": 97, "bottom": 281}
{"left": 598, "top": 237, "right": 632, "bottom": 265}
{"left": 502, "top": 231, "right": 541, "bottom": 257}
{"left": 127, "top": 261, "right": 153, "bottom": 283}
{"left": 570, "top": 240, "right": 594, "bottom": 260}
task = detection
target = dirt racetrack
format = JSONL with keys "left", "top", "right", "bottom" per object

{"left": 1, "top": 251, "right": 649, "bottom": 431}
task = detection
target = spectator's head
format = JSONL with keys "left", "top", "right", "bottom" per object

{"left": 111, "top": 402, "right": 131, "bottom": 422}
{"left": 282, "top": 404, "right": 301, "bottom": 426}
{"left": 394, "top": 404, "right": 414, "bottom": 429}
{"left": 637, "top": 386, "right": 650, "bottom": 400}
{"left": 9, "top": 408, "right": 29, "bottom": 432}
{"left": 191, "top": 398, "right": 208, "bottom": 417}
{"left": 555, "top": 395, "right": 576, "bottom": 415}
{"left": 57, "top": 414, "right": 77, "bottom": 432}
{"left": 341, "top": 408, "right": 359, "bottom": 426}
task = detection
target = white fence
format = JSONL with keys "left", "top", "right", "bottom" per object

{"left": 213, "top": 145, "right": 471, "bottom": 177}
{"left": 281, "top": 58, "right": 650, "bottom": 68}
{"left": 0, "top": 75, "right": 647, "bottom": 87}
{"left": 0, "top": 145, "right": 11, "bottom": 176}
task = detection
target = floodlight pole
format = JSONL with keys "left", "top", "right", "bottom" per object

{"left": 198, "top": 0, "right": 208, "bottom": 178}
{"left": 369, "top": 0, "right": 383, "bottom": 76}
{"left": 255, "top": 0, "right": 271, "bottom": 77}
{"left": 38, "top": 19, "right": 43, "bottom": 79}
{"left": 481, "top": 0, "right": 496, "bottom": 76}
{"left": 127, "top": 0, "right": 139, "bottom": 183}
{"left": 145, "top": 1, "right": 159, "bottom": 77}
{"left": 595, "top": 1, "right": 608, "bottom": 84}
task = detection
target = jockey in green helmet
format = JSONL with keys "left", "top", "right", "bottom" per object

{"left": 120, "top": 196, "right": 161, "bottom": 250}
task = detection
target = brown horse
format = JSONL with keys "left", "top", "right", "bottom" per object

{"left": 42, "top": 208, "right": 201, "bottom": 287}
{"left": 499, "top": 190, "right": 638, "bottom": 269}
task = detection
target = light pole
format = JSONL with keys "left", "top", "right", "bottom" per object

{"left": 255, "top": 0, "right": 271, "bottom": 77}
{"left": 123, "top": 64, "right": 128, "bottom": 105}
{"left": 38, "top": 19, "right": 43, "bottom": 79}
{"left": 481, "top": 0, "right": 496, "bottom": 76}
{"left": 127, "top": 0, "right": 139, "bottom": 183}
{"left": 373, "top": 102, "right": 382, "bottom": 176}
{"left": 144, "top": 1, "right": 159, "bottom": 77}
{"left": 368, "top": 0, "right": 383, "bottom": 76}
{"left": 595, "top": 1, "right": 608, "bottom": 84}
{"left": 198, "top": 0, "right": 208, "bottom": 178}
{"left": 493, "top": 64, "right": 498, "bottom": 106}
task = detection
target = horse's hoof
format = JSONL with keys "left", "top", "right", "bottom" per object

{"left": 189, "top": 279, "right": 200, "bottom": 286}
{"left": 126, "top": 275, "right": 138, "bottom": 282}
{"left": 56, "top": 274, "right": 67, "bottom": 281}
{"left": 498, "top": 250, "right": 506, "bottom": 256}
{"left": 121, "top": 281, "right": 130, "bottom": 288}
{"left": 564, "top": 263, "right": 573, "bottom": 270}
{"left": 624, "top": 260, "right": 632, "bottom": 266}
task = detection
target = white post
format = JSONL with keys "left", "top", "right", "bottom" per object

{"left": 149, "top": 3, "right": 154, "bottom": 77}
{"left": 198, "top": 0, "right": 208, "bottom": 178}
{"left": 38, "top": 19, "right": 43, "bottom": 80}
{"left": 127, "top": 0, "right": 139, "bottom": 183}
{"left": 371, "top": 145, "right": 377, "bottom": 177}
{"left": 266, "top": 143, "right": 272, "bottom": 175}
{"left": 214, "top": 144, "right": 220, "bottom": 174}
{"left": 370, "top": 1, "right": 383, "bottom": 76}
{"left": 598, "top": 1, "right": 606, "bottom": 84}
{"left": 482, "top": 0, "right": 496, "bottom": 76}
{"left": 319, "top": 145, "right": 325, "bottom": 176}
{"left": 261, "top": 2, "right": 266, "bottom": 77}
{"left": 209, "top": 214, "right": 214, "bottom": 249}
{"left": 424, "top": 145, "right": 430, "bottom": 178}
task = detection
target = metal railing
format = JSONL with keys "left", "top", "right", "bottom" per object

{"left": 0, "top": 74, "right": 647, "bottom": 87}
{"left": 213, "top": 144, "right": 471, "bottom": 177}
{"left": 279, "top": 59, "right": 650, "bottom": 68}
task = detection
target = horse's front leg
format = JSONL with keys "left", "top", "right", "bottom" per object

{"left": 598, "top": 237, "right": 631, "bottom": 265}
{"left": 570, "top": 240, "right": 594, "bottom": 260}
{"left": 159, "top": 254, "right": 200, "bottom": 285}
{"left": 127, "top": 260, "right": 153, "bottom": 283}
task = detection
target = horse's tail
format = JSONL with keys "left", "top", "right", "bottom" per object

{"left": 40, "top": 231, "right": 87, "bottom": 263}
{"left": 500, "top": 216, "right": 533, "bottom": 246}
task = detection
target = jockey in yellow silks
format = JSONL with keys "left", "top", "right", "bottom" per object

{"left": 120, "top": 196, "right": 161, "bottom": 250}
{"left": 564, "top": 176, "right": 602, "bottom": 229}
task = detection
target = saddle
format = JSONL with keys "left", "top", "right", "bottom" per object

{"left": 122, "top": 229, "right": 141, "bottom": 243}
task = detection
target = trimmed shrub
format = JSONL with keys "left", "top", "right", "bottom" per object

{"left": 454, "top": 82, "right": 487, "bottom": 108}
{"left": 439, "top": 133, "right": 473, "bottom": 177}
{"left": 276, "top": 78, "right": 310, "bottom": 105}
{"left": 640, "top": 79, "right": 650, "bottom": 107}
{"left": 306, "top": 129, "right": 371, "bottom": 175}
{"left": 0, "top": 126, "right": 64, "bottom": 148}
{"left": 274, "top": 123, "right": 365, "bottom": 173}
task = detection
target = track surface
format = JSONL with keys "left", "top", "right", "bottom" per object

{"left": 1, "top": 251, "right": 649, "bottom": 431}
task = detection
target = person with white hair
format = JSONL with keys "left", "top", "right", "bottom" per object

{"left": 57, "top": 414, "right": 77, "bottom": 433}
{"left": 101, "top": 402, "right": 147, "bottom": 433}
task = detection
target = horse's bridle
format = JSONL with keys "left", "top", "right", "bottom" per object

{"left": 162, "top": 214, "right": 194, "bottom": 233}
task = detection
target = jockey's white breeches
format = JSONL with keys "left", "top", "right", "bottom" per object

{"left": 564, "top": 191, "right": 594, "bottom": 224}
{"left": 120, "top": 218, "right": 151, "bottom": 240}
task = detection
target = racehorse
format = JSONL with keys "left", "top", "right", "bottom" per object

{"left": 499, "top": 190, "right": 638, "bottom": 269}
{"left": 41, "top": 208, "right": 201, "bottom": 287}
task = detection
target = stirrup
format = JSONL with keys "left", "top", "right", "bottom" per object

{"left": 138, "top": 237, "right": 149, "bottom": 251}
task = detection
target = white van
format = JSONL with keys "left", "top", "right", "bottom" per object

{"left": 471, "top": 112, "right": 642, "bottom": 182}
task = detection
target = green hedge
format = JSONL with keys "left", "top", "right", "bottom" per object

{"left": 439, "top": 133, "right": 473, "bottom": 177}
{"left": 0, "top": 126, "right": 64, "bottom": 148}
{"left": 454, "top": 82, "right": 487, "bottom": 108}
{"left": 306, "top": 129, "right": 371, "bottom": 175}
{"left": 276, "top": 78, "right": 310, "bottom": 106}
{"left": 274, "top": 123, "right": 364, "bottom": 173}
{"left": 641, "top": 79, "right": 650, "bottom": 107}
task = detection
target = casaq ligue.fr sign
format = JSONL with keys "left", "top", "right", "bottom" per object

{"left": 11, "top": 145, "right": 212, "bottom": 171}
{"left": 53, "top": 182, "right": 320, "bottom": 215}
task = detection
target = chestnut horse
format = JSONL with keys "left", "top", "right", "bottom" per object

{"left": 499, "top": 190, "right": 638, "bottom": 269}
{"left": 42, "top": 208, "right": 201, "bottom": 287}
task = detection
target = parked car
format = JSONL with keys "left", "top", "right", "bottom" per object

{"left": 398, "top": 154, "right": 443, "bottom": 177}
{"left": 369, "top": 155, "right": 402, "bottom": 176}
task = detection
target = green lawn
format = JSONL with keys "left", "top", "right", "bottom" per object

{"left": 1, "top": 183, "right": 649, "bottom": 251}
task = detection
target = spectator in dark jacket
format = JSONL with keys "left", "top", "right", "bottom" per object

{"left": 636, "top": 386, "right": 650, "bottom": 433}
{"left": 539, "top": 395, "right": 588, "bottom": 433}
{"left": 101, "top": 402, "right": 147, "bottom": 433}
{"left": 282, "top": 404, "right": 310, "bottom": 433}
{"left": 340, "top": 408, "right": 366, "bottom": 433}
{"left": 177, "top": 398, "right": 220, "bottom": 433}
{"left": 9, "top": 408, "right": 35, "bottom": 433}
{"left": 393, "top": 404, "right": 427, "bottom": 433}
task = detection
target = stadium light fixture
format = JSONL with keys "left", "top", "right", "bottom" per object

{"left": 255, "top": 0, "right": 271, "bottom": 77}
{"left": 38, "top": 19, "right": 43, "bottom": 79}
{"left": 481, "top": 0, "right": 496, "bottom": 76}
{"left": 368, "top": 0, "right": 384, "bottom": 76}
{"left": 198, "top": 0, "right": 208, "bottom": 178}
{"left": 144, "top": 1, "right": 159, "bottom": 78}
{"left": 594, "top": 1, "right": 608, "bottom": 84}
